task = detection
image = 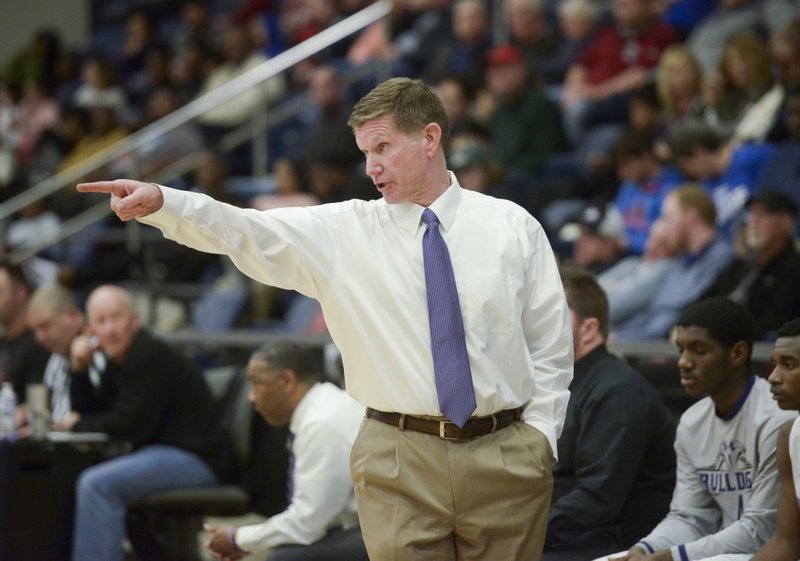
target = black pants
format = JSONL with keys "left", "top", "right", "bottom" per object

{"left": 266, "top": 527, "right": 369, "bottom": 561}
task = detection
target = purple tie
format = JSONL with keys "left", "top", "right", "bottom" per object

{"left": 286, "top": 432, "right": 295, "bottom": 504}
{"left": 422, "top": 208, "right": 476, "bottom": 427}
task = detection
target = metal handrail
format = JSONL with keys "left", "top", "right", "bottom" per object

{"left": 0, "top": 0, "right": 392, "bottom": 226}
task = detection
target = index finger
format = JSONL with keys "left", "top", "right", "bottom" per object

{"left": 76, "top": 181, "right": 121, "bottom": 194}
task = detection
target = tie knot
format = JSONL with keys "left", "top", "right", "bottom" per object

{"left": 422, "top": 208, "right": 439, "bottom": 225}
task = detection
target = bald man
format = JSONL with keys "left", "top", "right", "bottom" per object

{"left": 57, "top": 285, "right": 227, "bottom": 561}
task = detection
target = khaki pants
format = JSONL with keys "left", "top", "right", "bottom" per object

{"left": 350, "top": 417, "right": 554, "bottom": 561}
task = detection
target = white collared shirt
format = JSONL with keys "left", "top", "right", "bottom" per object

{"left": 142, "top": 173, "right": 573, "bottom": 451}
{"left": 235, "top": 382, "right": 364, "bottom": 551}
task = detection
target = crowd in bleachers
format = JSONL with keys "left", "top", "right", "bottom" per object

{"left": 1, "top": 0, "right": 800, "bottom": 341}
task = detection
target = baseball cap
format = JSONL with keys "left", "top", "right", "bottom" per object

{"left": 485, "top": 44, "right": 524, "bottom": 68}
{"left": 559, "top": 204, "right": 627, "bottom": 243}
{"left": 746, "top": 192, "right": 799, "bottom": 217}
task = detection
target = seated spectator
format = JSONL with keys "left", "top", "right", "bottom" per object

{"left": 598, "top": 218, "right": 681, "bottom": 326}
{"left": 687, "top": 0, "right": 771, "bottom": 73}
{"left": 766, "top": 19, "right": 800, "bottom": 141}
{"left": 483, "top": 44, "right": 568, "bottom": 213}
{"left": 57, "top": 104, "right": 129, "bottom": 182}
{"left": 704, "top": 192, "right": 800, "bottom": 341}
{"left": 563, "top": 204, "right": 628, "bottom": 275}
{"left": 71, "top": 55, "right": 129, "bottom": 124}
{"left": 0, "top": 27, "right": 62, "bottom": 96}
{"left": 667, "top": 120, "right": 774, "bottom": 239}
{"left": 25, "top": 106, "right": 90, "bottom": 200}
{"left": 447, "top": 137, "right": 501, "bottom": 194}
{"left": 756, "top": 85, "right": 800, "bottom": 230}
{"left": 543, "top": 267, "right": 675, "bottom": 561}
{"left": 419, "top": 0, "right": 491, "bottom": 93}
{"left": 300, "top": 64, "right": 361, "bottom": 175}
{"left": 53, "top": 284, "right": 227, "bottom": 561}
{"left": 655, "top": 45, "right": 704, "bottom": 131}
{"left": 505, "top": 0, "right": 560, "bottom": 81}
{"left": 385, "top": 0, "right": 453, "bottom": 78}
{"left": 118, "top": 11, "right": 157, "bottom": 109}
{"left": 307, "top": 153, "right": 375, "bottom": 204}
{"left": 251, "top": 157, "right": 319, "bottom": 211}
{"left": 204, "top": 340, "right": 368, "bottom": 561}
{"left": 752, "top": 318, "right": 800, "bottom": 561}
{"left": 25, "top": 285, "right": 102, "bottom": 428}
{"left": 0, "top": 261, "right": 48, "bottom": 427}
{"left": 195, "top": 23, "right": 286, "bottom": 132}
{"left": 611, "top": 185, "right": 734, "bottom": 341}
{"left": 432, "top": 75, "right": 486, "bottom": 141}
{"left": 132, "top": 86, "right": 205, "bottom": 180}
{"left": 14, "top": 78, "right": 60, "bottom": 170}
{"left": 537, "top": 0, "right": 601, "bottom": 86}
{"left": 610, "top": 129, "right": 682, "bottom": 255}
{"left": 707, "top": 32, "right": 777, "bottom": 142}
{"left": 561, "top": 0, "right": 677, "bottom": 144}
{"left": 4, "top": 197, "right": 61, "bottom": 283}
{"left": 613, "top": 297, "right": 795, "bottom": 561}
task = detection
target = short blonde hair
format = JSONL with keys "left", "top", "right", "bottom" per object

{"left": 348, "top": 77, "right": 451, "bottom": 152}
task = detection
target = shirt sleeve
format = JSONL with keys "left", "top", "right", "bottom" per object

{"left": 139, "top": 186, "right": 336, "bottom": 298}
{"left": 234, "top": 420, "right": 355, "bottom": 552}
{"left": 520, "top": 217, "right": 573, "bottom": 453}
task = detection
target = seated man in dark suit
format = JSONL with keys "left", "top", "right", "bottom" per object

{"left": 53, "top": 284, "right": 227, "bottom": 561}
{"left": 543, "top": 267, "right": 676, "bottom": 561}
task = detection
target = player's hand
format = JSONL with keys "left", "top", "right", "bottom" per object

{"left": 77, "top": 179, "right": 164, "bottom": 221}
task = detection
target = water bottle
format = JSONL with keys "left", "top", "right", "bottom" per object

{"left": 0, "top": 382, "right": 18, "bottom": 439}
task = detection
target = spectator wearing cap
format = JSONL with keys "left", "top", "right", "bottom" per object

{"left": 484, "top": 43, "right": 568, "bottom": 212}
{"left": 704, "top": 192, "right": 800, "bottom": 340}
{"left": 447, "top": 137, "right": 499, "bottom": 194}
{"left": 562, "top": 204, "right": 629, "bottom": 275}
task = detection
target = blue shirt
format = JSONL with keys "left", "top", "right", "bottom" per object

{"left": 702, "top": 143, "right": 775, "bottom": 239}
{"left": 614, "top": 165, "right": 682, "bottom": 255}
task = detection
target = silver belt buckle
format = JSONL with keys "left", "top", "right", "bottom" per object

{"left": 439, "top": 420, "right": 460, "bottom": 440}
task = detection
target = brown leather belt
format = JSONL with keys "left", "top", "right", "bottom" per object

{"left": 366, "top": 407, "right": 521, "bottom": 440}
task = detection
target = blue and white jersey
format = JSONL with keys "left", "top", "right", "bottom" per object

{"left": 636, "top": 376, "right": 795, "bottom": 561}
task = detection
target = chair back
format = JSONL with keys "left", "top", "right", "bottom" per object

{"left": 202, "top": 366, "right": 253, "bottom": 475}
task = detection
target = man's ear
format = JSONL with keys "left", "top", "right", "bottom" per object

{"left": 422, "top": 122, "right": 442, "bottom": 158}
{"left": 730, "top": 340, "right": 749, "bottom": 368}
{"left": 279, "top": 368, "right": 298, "bottom": 393}
{"left": 580, "top": 316, "right": 601, "bottom": 343}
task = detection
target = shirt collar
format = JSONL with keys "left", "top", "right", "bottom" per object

{"left": 386, "top": 171, "right": 464, "bottom": 237}
{"left": 289, "top": 381, "right": 321, "bottom": 434}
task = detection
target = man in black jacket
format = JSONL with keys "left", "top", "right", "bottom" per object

{"left": 53, "top": 284, "right": 226, "bottom": 561}
{"left": 543, "top": 267, "right": 676, "bottom": 561}
{"left": 704, "top": 192, "right": 800, "bottom": 340}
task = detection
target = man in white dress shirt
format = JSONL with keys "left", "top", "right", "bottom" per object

{"left": 204, "top": 340, "right": 367, "bottom": 560}
{"left": 77, "top": 77, "right": 573, "bottom": 561}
